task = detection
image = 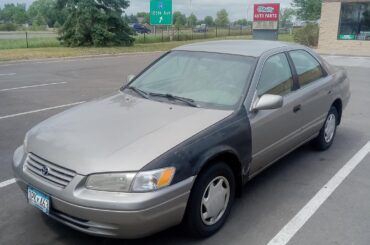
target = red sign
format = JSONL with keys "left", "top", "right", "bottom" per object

{"left": 253, "top": 3, "right": 280, "bottom": 21}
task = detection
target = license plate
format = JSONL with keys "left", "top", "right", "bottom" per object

{"left": 27, "top": 186, "right": 50, "bottom": 214}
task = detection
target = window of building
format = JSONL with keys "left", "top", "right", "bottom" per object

{"left": 338, "top": 2, "right": 370, "bottom": 40}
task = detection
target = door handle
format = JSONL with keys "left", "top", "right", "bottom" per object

{"left": 293, "top": 104, "right": 301, "bottom": 113}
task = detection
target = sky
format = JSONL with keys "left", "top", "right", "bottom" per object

{"left": 0, "top": 0, "right": 292, "bottom": 21}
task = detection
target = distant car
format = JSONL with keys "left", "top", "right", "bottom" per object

{"left": 130, "top": 23, "right": 151, "bottom": 34}
{"left": 193, "top": 24, "right": 208, "bottom": 32}
{"left": 13, "top": 40, "right": 350, "bottom": 239}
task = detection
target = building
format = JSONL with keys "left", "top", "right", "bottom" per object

{"left": 318, "top": 0, "right": 370, "bottom": 55}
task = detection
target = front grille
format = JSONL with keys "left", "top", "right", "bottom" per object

{"left": 24, "top": 153, "right": 76, "bottom": 188}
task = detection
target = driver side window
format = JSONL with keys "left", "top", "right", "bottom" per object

{"left": 257, "top": 53, "right": 294, "bottom": 97}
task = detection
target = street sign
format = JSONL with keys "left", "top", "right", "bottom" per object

{"left": 150, "top": 0, "right": 172, "bottom": 25}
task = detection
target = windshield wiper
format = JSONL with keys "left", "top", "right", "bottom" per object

{"left": 127, "top": 86, "right": 149, "bottom": 99}
{"left": 148, "top": 92, "right": 198, "bottom": 107}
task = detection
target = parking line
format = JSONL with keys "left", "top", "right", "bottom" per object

{"left": 0, "top": 73, "right": 16, "bottom": 76}
{"left": 0, "top": 178, "right": 16, "bottom": 188}
{"left": 0, "top": 101, "right": 85, "bottom": 120}
{"left": 0, "top": 82, "right": 68, "bottom": 92}
{"left": 267, "top": 141, "right": 370, "bottom": 245}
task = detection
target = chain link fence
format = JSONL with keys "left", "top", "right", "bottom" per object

{"left": 0, "top": 25, "right": 254, "bottom": 49}
{"left": 0, "top": 31, "right": 58, "bottom": 49}
{"left": 134, "top": 25, "right": 252, "bottom": 43}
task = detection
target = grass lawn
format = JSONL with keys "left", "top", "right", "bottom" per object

{"left": 0, "top": 37, "right": 60, "bottom": 49}
{"left": 0, "top": 34, "right": 294, "bottom": 62}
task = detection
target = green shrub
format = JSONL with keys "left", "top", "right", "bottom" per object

{"left": 293, "top": 23, "right": 319, "bottom": 47}
{"left": 29, "top": 25, "right": 48, "bottom": 31}
{"left": 0, "top": 23, "right": 18, "bottom": 31}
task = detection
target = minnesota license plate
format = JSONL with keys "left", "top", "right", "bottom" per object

{"left": 27, "top": 186, "right": 50, "bottom": 214}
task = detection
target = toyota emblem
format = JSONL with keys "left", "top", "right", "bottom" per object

{"left": 41, "top": 166, "right": 49, "bottom": 176}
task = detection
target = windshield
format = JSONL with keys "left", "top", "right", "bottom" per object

{"left": 128, "top": 51, "right": 255, "bottom": 109}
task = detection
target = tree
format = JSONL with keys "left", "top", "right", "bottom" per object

{"left": 187, "top": 13, "right": 197, "bottom": 27}
{"left": 280, "top": 8, "right": 295, "bottom": 28}
{"left": 0, "top": 3, "right": 28, "bottom": 24}
{"left": 124, "top": 14, "right": 138, "bottom": 23}
{"left": 28, "top": 0, "right": 60, "bottom": 27}
{"left": 33, "top": 13, "right": 47, "bottom": 26}
{"left": 54, "top": 21, "right": 61, "bottom": 29}
{"left": 137, "top": 12, "right": 149, "bottom": 24}
{"left": 204, "top": 16, "right": 214, "bottom": 27}
{"left": 292, "top": 0, "right": 321, "bottom": 21}
{"left": 173, "top": 11, "right": 186, "bottom": 28}
{"left": 235, "top": 18, "right": 248, "bottom": 26}
{"left": 56, "top": 0, "right": 134, "bottom": 47}
{"left": 215, "top": 9, "right": 229, "bottom": 27}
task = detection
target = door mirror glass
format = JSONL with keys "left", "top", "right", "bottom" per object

{"left": 253, "top": 94, "right": 283, "bottom": 111}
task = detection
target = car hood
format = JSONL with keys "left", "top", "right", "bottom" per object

{"left": 26, "top": 92, "right": 232, "bottom": 175}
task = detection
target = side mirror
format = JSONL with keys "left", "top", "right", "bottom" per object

{"left": 124, "top": 74, "right": 135, "bottom": 86}
{"left": 253, "top": 94, "right": 283, "bottom": 111}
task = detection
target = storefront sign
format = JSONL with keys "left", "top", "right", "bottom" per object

{"left": 253, "top": 3, "right": 280, "bottom": 21}
{"left": 338, "top": 34, "right": 356, "bottom": 40}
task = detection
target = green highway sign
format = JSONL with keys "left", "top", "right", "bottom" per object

{"left": 150, "top": 0, "right": 172, "bottom": 25}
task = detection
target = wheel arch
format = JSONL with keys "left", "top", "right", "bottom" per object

{"left": 332, "top": 98, "right": 343, "bottom": 125}
{"left": 194, "top": 148, "right": 244, "bottom": 197}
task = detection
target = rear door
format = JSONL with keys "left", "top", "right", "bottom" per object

{"left": 287, "top": 50, "right": 334, "bottom": 139}
{"left": 249, "top": 52, "right": 304, "bottom": 174}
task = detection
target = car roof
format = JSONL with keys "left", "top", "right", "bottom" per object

{"left": 173, "top": 40, "right": 301, "bottom": 57}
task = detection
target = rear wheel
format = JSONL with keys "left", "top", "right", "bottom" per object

{"left": 312, "top": 106, "right": 338, "bottom": 151}
{"left": 183, "top": 162, "right": 235, "bottom": 238}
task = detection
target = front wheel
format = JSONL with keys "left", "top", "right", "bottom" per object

{"left": 182, "top": 162, "right": 235, "bottom": 238}
{"left": 312, "top": 106, "right": 338, "bottom": 151}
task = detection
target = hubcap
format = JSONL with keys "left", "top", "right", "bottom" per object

{"left": 200, "top": 176, "right": 230, "bottom": 226}
{"left": 324, "top": 113, "right": 336, "bottom": 143}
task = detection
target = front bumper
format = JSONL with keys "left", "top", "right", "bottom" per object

{"left": 13, "top": 147, "right": 195, "bottom": 239}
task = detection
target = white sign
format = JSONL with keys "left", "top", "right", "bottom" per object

{"left": 253, "top": 21, "right": 278, "bottom": 30}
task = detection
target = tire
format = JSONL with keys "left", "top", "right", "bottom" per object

{"left": 312, "top": 106, "right": 339, "bottom": 151}
{"left": 182, "top": 162, "right": 236, "bottom": 238}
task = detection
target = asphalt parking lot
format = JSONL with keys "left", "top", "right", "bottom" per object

{"left": 0, "top": 52, "right": 369, "bottom": 245}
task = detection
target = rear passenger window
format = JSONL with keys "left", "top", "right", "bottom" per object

{"left": 289, "top": 50, "right": 324, "bottom": 87}
{"left": 257, "top": 53, "right": 293, "bottom": 96}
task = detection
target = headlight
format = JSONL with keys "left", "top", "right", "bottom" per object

{"left": 85, "top": 167, "right": 176, "bottom": 192}
{"left": 85, "top": 173, "right": 136, "bottom": 192}
{"left": 131, "top": 167, "right": 176, "bottom": 192}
